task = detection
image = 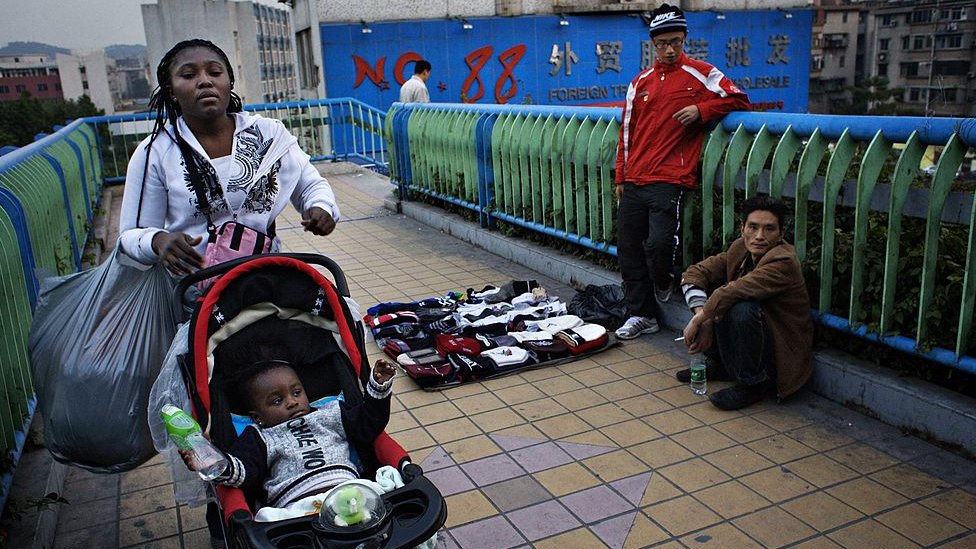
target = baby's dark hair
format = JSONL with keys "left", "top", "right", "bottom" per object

{"left": 221, "top": 343, "right": 298, "bottom": 410}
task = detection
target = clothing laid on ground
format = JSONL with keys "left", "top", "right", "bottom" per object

{"left": 399, "top": 75, "right": 430, "bottom": 103}
{"left": 680, "top": 238, "right": 813, "bottom": 399}
{"left": 614, "top": 52, "right": 750, "bottom": 325}
{"left": 214, "top": 376, "right": 392, "bottom": 508}
{"left": 364, "top": 282, "right": 615, "bottom": 389}
{"left": 119, "top": 112, "right": 341, "bottom": 265}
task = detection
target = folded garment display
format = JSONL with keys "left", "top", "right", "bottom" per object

{"left": 555, "top": 323, "right": 610, "bottom": 355}
{"left": 365, "top": 282, "right": 617, "bottom": 390}
{"left": 369, "top": 311, "right": 420, "bottom": 329}
{"left": 435, "top": 334, "right": 482, "bottom": 357}
{"left": 447, "top": 353, "right": 496, "bottom": 381}
{"left": 396, "top": 349, "right": 456, "bottom": 388}
{"left": 521, "top": 338, "right": 572, "bottom": 361}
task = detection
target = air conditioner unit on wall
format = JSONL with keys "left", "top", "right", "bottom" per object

{"left": 878, "top": 53, "right": 888, "bottom": 61}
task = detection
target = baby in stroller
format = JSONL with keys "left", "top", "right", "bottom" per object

{"left": 179, "top": 343, "right": 397, "bottom": 521}
{"left": 151, "top": 253, "right": 446, "bottom": 548}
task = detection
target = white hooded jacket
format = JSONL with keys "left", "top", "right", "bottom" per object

{"left": 119, "top": 112, "right": 340, "bottom": 264}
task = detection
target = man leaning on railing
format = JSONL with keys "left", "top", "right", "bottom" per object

{"left": 612, "top": 3, "right": 751, "bottom": 341}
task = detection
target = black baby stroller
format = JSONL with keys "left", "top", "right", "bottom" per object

{"left": 173, "top": 253, "right": 447, "bottom": 549}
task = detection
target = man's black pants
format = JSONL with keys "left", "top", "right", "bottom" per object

{"left": 707, "top": 300, "right": 776, "bottom": 386}
{"left": 616, "top": 182, "right": 684, "bottom": 319}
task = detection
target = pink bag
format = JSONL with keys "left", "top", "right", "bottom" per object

{"left": 197, "top": 221, "right": 273, "bottom": 290}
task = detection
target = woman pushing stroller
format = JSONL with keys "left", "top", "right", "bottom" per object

{"left": 118, "top": 38, "right": 340, "bottom": 275}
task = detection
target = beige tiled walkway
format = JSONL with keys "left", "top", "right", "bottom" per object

{"left": 40, "top": 167, "right": 976, "bottom": 547}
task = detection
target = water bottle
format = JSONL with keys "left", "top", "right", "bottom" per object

{"left": 689, "top": 354, "right": 707, "bottom": 395}
{"left": 161, "top": 404, "right": 228, "bottom": 481}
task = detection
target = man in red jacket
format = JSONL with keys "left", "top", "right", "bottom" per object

{"left": 614, "top": 3, "right": 750, "bottom": 340}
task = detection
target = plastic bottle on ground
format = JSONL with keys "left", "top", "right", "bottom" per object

{"left": 689, "top": 354, "right": 707, "bottom": 395}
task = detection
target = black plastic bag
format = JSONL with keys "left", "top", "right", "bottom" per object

{"left": 29, "top": 247, "right": 177, "bottom": 473}
{"left": 567, "top": 284, "right": 627, "bottom": 331}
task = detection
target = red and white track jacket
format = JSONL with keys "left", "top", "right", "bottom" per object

{"left": 615, "top": 53, "right": 750, "bottom": 189}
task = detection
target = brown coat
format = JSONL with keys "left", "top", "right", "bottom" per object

{"left": 681, "top": 238, "right": 814, "bottom": 399}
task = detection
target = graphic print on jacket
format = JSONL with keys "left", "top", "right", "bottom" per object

{"left": 183, "top": 124, "right": 280, "bottom": 219}
{"left": 232, "top": 125, "right": 279, "bottom": 214}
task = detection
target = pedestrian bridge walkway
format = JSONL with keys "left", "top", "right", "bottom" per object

{"left": 24, "top": 165, "right": 975, "bottom": 549}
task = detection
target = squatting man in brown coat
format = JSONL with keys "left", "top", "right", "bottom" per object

{"left": 676, "top": 195, "right": 814, "bottom": 410}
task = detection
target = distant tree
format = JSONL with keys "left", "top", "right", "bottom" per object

{"left": 0, "top": 92, "right": 103, "bottom": 147}
{"left": 831, "top": 77, "right": 922, "bottom": 116}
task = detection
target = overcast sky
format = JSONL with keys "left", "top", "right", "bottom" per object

{"left": 0, "top": 0, "right": 284, "bottom": 51}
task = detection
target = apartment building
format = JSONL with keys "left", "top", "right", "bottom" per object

{"left": 143, "top": 0, "right": 299, "bottom": 105}
{"left": 0, "top": 53, "right": 63, "bottom": 102}
{"left": 871, "top": 0, "right": 975, "bottom": 117}
{"left": 56, "top": 51, "right": 119, "bottom": 115}
{"left": 809, "top": 2, "right": 862, "bottom": 112}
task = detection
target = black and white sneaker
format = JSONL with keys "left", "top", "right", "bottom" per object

{"left": 614, "top": 316, "right": 660, "bottom": 340}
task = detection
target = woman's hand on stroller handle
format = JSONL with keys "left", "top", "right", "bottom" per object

{"left": 301, "top": 207, "right": 336, "bottom": 236}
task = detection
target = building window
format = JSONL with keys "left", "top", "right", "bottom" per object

{"left": 941, "top": 7, "right": 965, "bottom": 20}
{"left": 878, "top": 63, "right": 887, "bottom": 77}
{"left": 839, "top": 55, "right": 846, "bottom": 68}
{"left": 935, "top": 34, "right": 963, "bottom": 49}
{"left": 842, "top": 12, "right": 848, "bottom": 23}
{"left": 901, "top": 36, "right": 910, "bottom": 49}
{"left": 932, "top": 60, "right": 970, "bottom": 75}
{"left": 908, "top": 88, "right": 921, "bottom": 101}
{"left": 912, "top": 35, "right": 931, "bottom": 50}
{"left": 296, "top": 28, "right": 317, "bottom": 89}
{"left": 930, "top": 88, "right": 957, "bottom": 103}
{"left": 0, "top": 85, "right": 8, "bottom": 93}
{"left": 902, "top": 62, "right": 920, "bottom": 77}
{"left": 880, "top": 14, "right": 897, "bottom": 27}
{"left": 879, "top": 38, "right": 890, "bottom": 51}
{"left": 911, "top": 10, "right": 933, "bottom": 24}
{"left": 15, "top": 84, "right": 26, "bottom": 92}
{"left": 37, "top": 83, "right": 48, "bottom": 91}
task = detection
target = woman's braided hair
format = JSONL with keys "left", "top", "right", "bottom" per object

{"left": 137, "top": 39, "right": 244, "bottom": 223}
{"left": 145, "top": 38, "right": 243, "bottom": 145}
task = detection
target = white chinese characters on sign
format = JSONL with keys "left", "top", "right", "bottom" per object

{"left": 549, "top": 42, "right": 580, "bottom": 76}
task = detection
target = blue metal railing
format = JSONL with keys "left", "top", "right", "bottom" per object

{"left": 0, "top": 119, "right": 101, "bottom": 513}
{"left": 386, "top": 101, "right": 976, "bottom": 375}
{"left": 85, "top": 97, "right": 389, "bottom": 185}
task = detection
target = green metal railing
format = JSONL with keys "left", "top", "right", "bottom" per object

{"left": 0, "top": 119, "right": 102, "bottom": 511}
{"left": 387, "top": 102, "right": 976, "bottom": 374}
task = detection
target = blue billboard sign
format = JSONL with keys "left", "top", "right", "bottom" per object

{"left": 320, "top": 11, "right": 811, "bottom": 112}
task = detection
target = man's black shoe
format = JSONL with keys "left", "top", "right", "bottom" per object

{"left": 708, "top": 382, "right": 768, "bottom": 410}
{"left": 675, "top": 360, "right": 732, "bottom": 383}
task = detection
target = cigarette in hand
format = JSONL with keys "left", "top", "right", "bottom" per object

{"left": 673, "top": 336, "right": 685, "bottom": 341}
